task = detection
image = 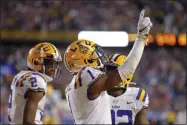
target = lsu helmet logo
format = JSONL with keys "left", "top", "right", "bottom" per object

{"left": 64, "top": 39, "right": 109, "bottom": 73}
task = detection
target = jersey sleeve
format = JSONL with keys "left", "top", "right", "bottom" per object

{"left": 21, "top": 72, "right": 47, "bottom": 92}
{"left": 74, "top": 66, "right": 105, "bottom": 89}
{"left": 135, "top": 88, "right": 149, "bottom": 110}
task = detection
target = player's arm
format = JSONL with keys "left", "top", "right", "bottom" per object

{"left": 135, "top": 109, "right": 149, "bottom": 124}
{"left": 22, "top": 73, "right": 46, "bottom": 124}
{"left": 135, "top": 88, "right": 149, "bottom": 124}
{"left": 88, "top": 10, "right": 153, "bottom": 99}
{"left": 23, "top": 90, "right": 44, "bottom": 124}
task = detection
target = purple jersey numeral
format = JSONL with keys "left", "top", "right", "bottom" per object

{"left": 111, "top": 109, "right": 133, "bottom": 125}
{"left": 87, "top": 70, "right": 95, "bottom": 80}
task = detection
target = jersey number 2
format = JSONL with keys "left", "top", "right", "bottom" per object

{"left": 111, "top": 109, "right": 133, "bottom": 125}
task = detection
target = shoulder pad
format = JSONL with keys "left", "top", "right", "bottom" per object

{"left": 135, "top": 88, "right": 149, "bottom": 108}
{"left": 136, "top": 88, "right": 147, "bottom": 102}
{"left": 19, "top": 72, "right": 47, "bottom": 92}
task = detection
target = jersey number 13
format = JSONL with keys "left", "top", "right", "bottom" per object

{"left": 111, "top": 109, "right": 133, "bottom": 125}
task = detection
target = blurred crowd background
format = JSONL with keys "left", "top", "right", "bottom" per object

{"left": 1, "top": 0, "right": 186, "bottom": 33}
{"left": 0, "top": 0, "right": 186, "bottom": 125}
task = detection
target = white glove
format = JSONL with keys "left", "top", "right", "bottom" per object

{"left": 137, "top": 10, "right": 153, "bottom": 40}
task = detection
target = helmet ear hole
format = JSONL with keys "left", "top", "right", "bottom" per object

{"left": 87, "top": 59, "right": 94, "bottom": 63}
{"left": 34, "top": 59, "right": 42, "bottom": 65}
{"left": 34, "top": 60, "right": 39, "bottom": 65}
{"left": 69, "top": 63, "right": 74, "bottom": 68}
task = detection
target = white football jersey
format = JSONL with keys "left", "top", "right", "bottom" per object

{"left": 110, "top": 87, "right": 149, "bottom": 125}
{"left": 8, "top": 70, "right": 48, "bottom": 124}
{"left": 65, "top": 66, "right": 111, "bottom": 124}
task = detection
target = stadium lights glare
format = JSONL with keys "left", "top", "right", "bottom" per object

{"left": 78, "top": 31, "right": 129, "bottom": 47}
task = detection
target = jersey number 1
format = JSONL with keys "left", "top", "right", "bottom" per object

{"left": 111, "top": 109, "right": 133, "bottom": 125}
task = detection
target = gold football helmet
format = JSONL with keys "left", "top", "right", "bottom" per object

{"left": 64, "top": 39, "right": 109, "bottom": 73}
{"left": 27, "top": 42, "right": 62, "bottom": 79}
{"left": 109, "top": 54, "right": 133, "bottom": 88}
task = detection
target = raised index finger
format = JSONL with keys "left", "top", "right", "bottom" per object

{"left": 139, "top": 9, "right": 145, "bottom": 21}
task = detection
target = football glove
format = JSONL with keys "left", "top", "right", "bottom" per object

{"left": 137, "top": 9, "right": 153, "bottom": 40}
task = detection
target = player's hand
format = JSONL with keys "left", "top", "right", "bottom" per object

{"left": 137, "top": 9, "right": 153, "bottom": 44}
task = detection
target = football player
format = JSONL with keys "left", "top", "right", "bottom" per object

{"left": 108, "top": 54, "right": 149, "bottom": 125}
{"left": 8, "top": 42, "right": 62, "bottom": 124}
{"left": 64, "top": 10, "right": 152, "bottom": 124}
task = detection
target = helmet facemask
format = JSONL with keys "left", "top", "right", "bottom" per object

{"left": 42, "top": 55, "right": 62, "bottom": 79}
{"left": 89, "top": 44, "right": 110, "bottom": 70}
